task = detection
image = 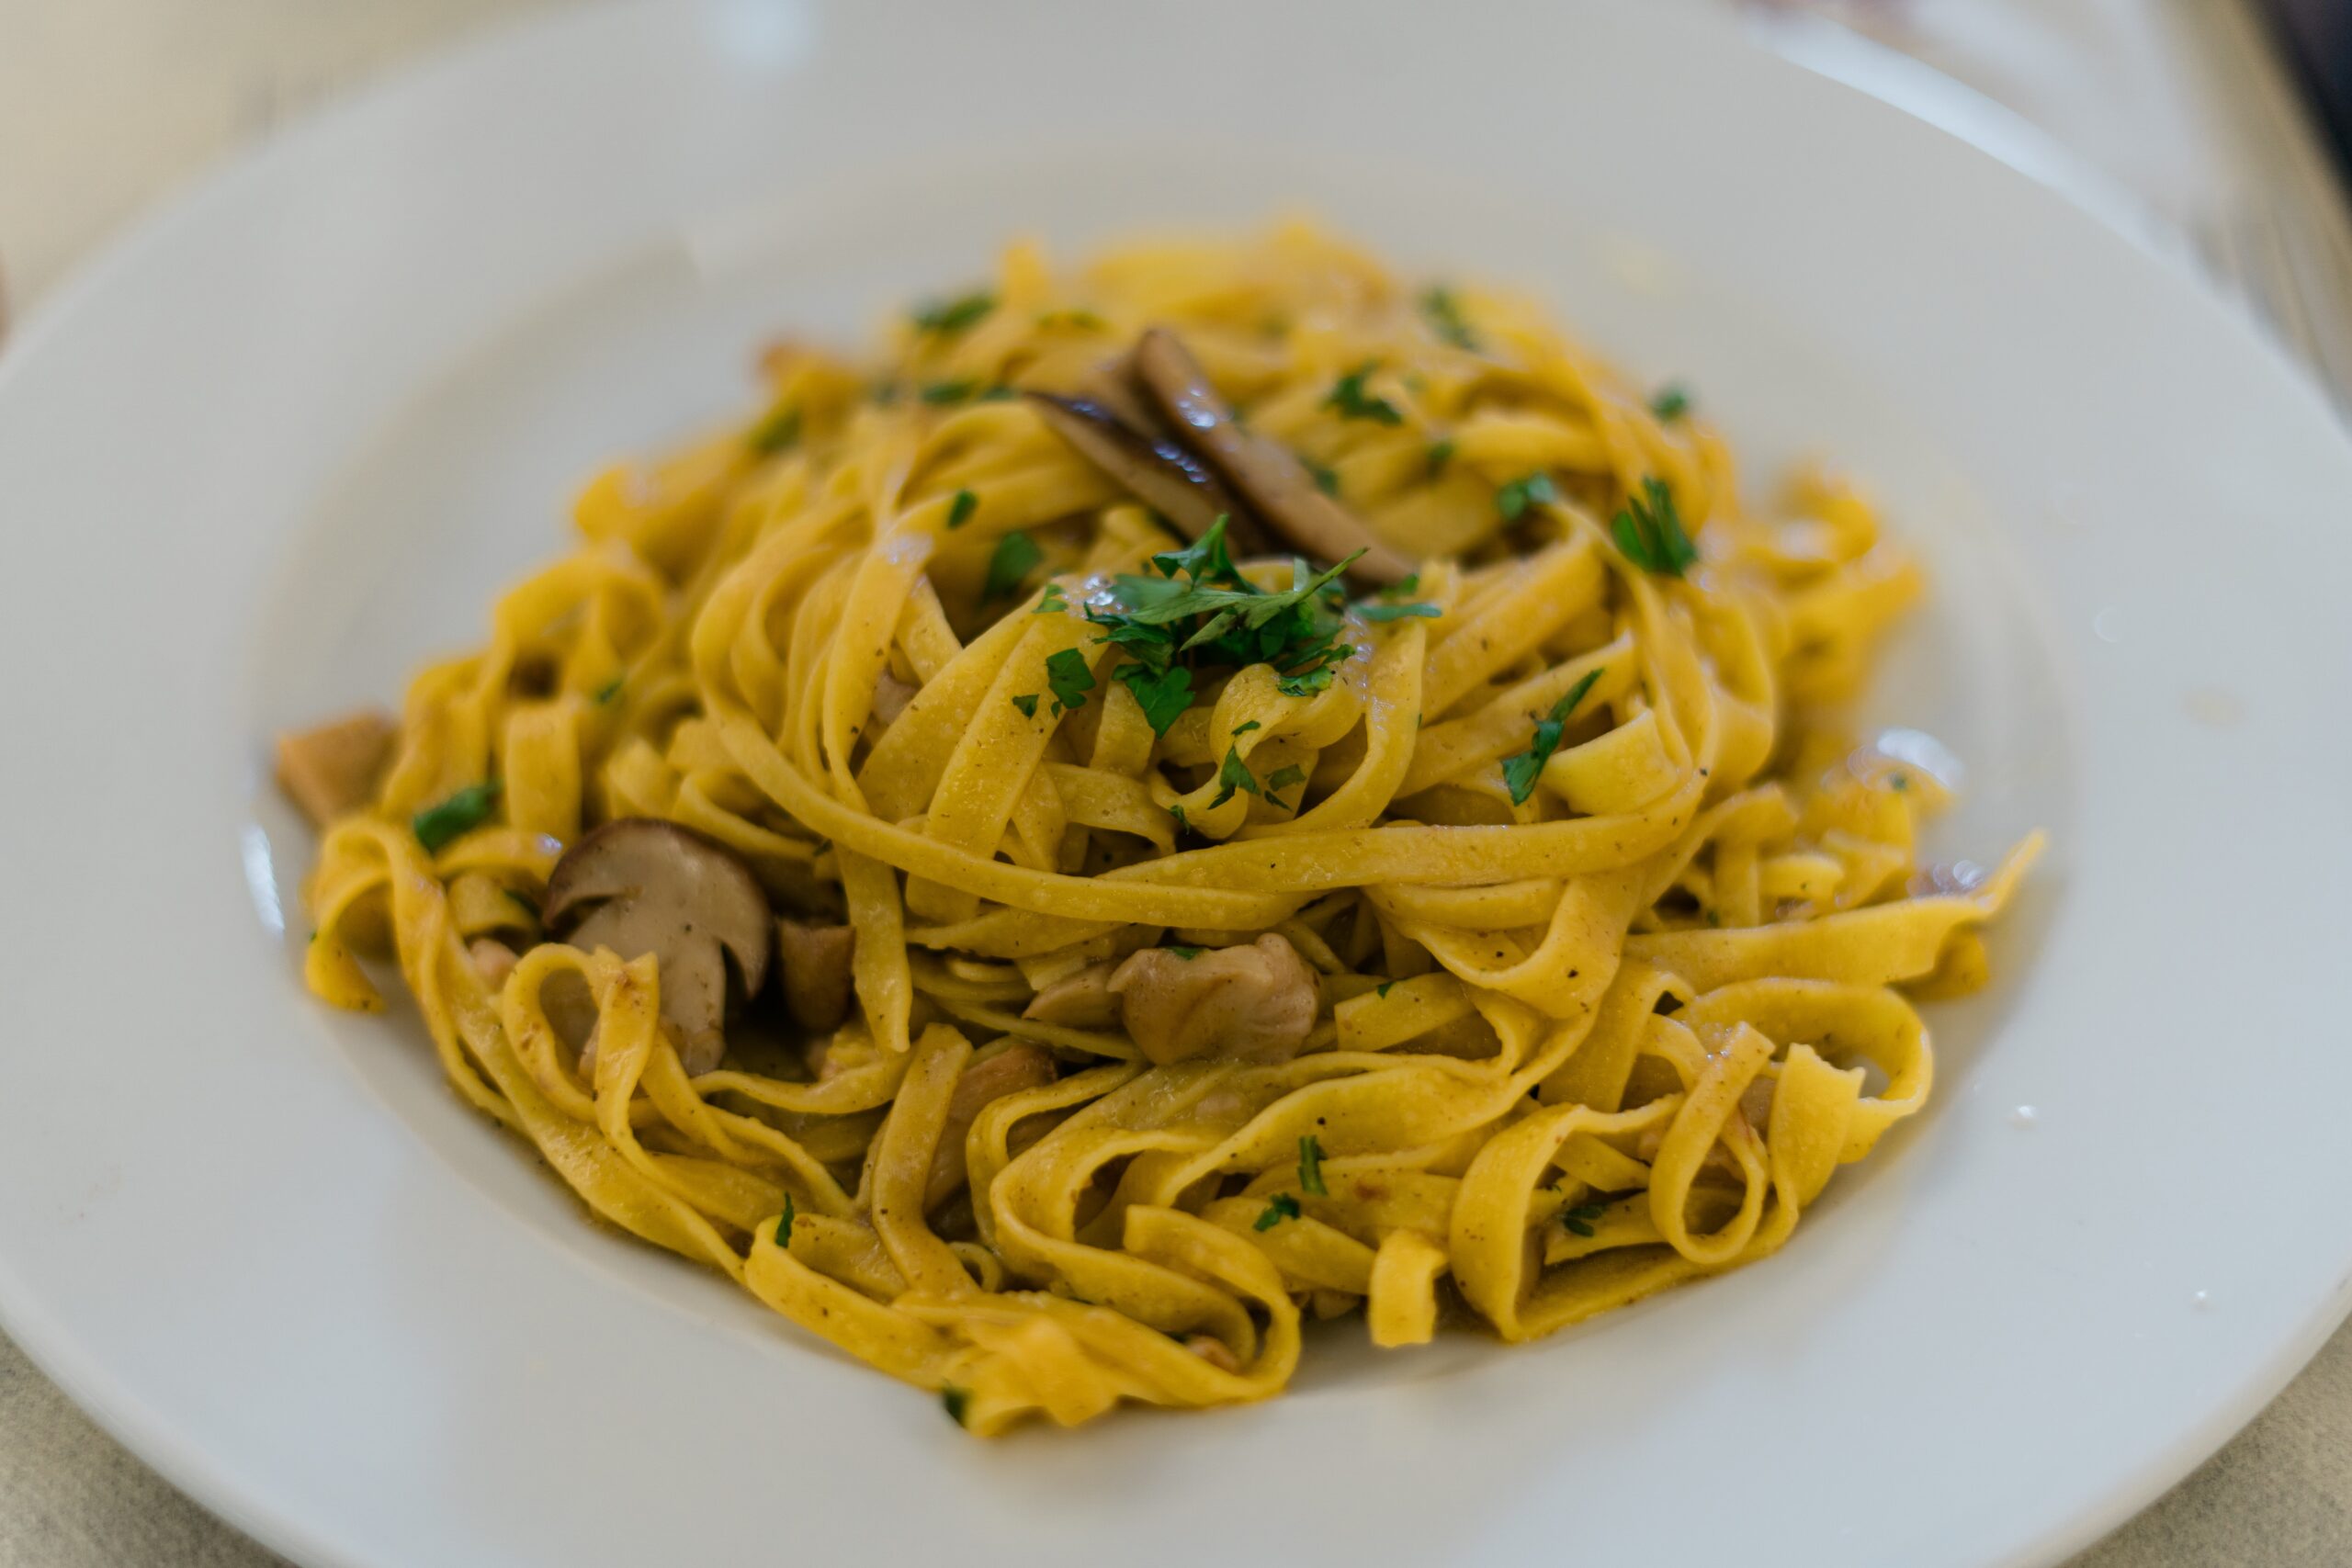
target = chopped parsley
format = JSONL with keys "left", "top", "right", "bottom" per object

{"left": 1355, "top": 598, "right": 1441, "bottom": 623}
{"left": 941, "top": 1384, "right": 972, "bottom": 1426}
{"left": 1304, "top": 457, "right": 1340, "bottom": 496}
{"left": 1650, "top": 383, "right": 1691, "bottom": 423}
{"left": 920, "top": 378, "right": 979, "bottom": 406}
{"left": 1168, "top": 801, "right": 1190, "bottom": 832}
{"left": 1252, "top": 1193, "right": 1302, "bottom": 1231}
{"left": 1324, "top": 362, "right": 1403, "bottom": 425}
{"left": 1298, "top": 1135, "right": 1328, "bottom": 1196}
{"left": 911, "top": 291, "right": 995, "bottom": 335}
{"left": 1611, "top": 476, "right": 1699, "bottom": 577}
{"left": 982, "top": 530, "right": 1044, "bottom": 599}
{"left": 1419, "top": 285, "right": 1478, "bottom": 350}
{"left": 976, "top": 383, "right": 1017, "bottom": 402}
{"left": 1044, "top": 648, "right": 1095, "bottom": 714}
{"left": 1034, "top": 582, "right": 1069, "bottom": 615}
{"left": 1167, "top": 945, "right": 1204, "bottom": 960}
{"left": 1011, "top": 693, "right": 1041, "bottom": 718}
{"left": 1210, "top": 744, "right": 1261, "bottom": 808}
{"left": 775, "top": 1195, "right": 796, "bottom": 1248}
{"left": 746, "top": 405, "right": 800, "bottom": 456}
{"left": 1499, "top": 667, "right": 1604, "bottom": 806}
{"left": 1376, "top": 981, "right": 1396, "bottom": 999}
{"left": 1426, "top": 438, "right": 1456, "bottom": 477}
{"left": 1035, "top": 308, "right": 1107, "bottom": 331}
{"left": 412, "top": 781, "right": 500, "bottom": 853}
{"left": 1562, "top": 1201, "right": 1606, "bottom": 1239}
{"left": 1231, "top": 720, "right": 1261, "bottom": 736}
{"left": 1263, "top": 763, "right": 1308, "bottom": 809}
{"left": 1114, "top": 662, "right": 1193, "bottom": 735}
{"left": 592, "top": 675, "right": 624, "bottom": 705}
{"left": 946, "top": 489, "right": 978, "bottom": 529}
{"left": 1890, "top": 772, "right": 1910, "bottom": 793}
{"left": 1496, "top": 471, "right": 1559, "bottom": 522}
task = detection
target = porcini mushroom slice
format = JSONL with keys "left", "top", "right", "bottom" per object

{"left": 543, "top": 819, "right": 773, "bottom": 1077}
{"left": 775, "top": 917, "right": 856, "bottom": 1035}
{"left": 1024, "top": 391, "right": 1252, "bottom": 545}
{"left": 1131, "top": 327, "right": 1417, "bottom": 585}
{"left": 1020, "top": 961, "right": 1121, "bottom": 1030}
{"left": 275, "top": 708, "right": 395, "bottom": 828}
{"left": 1107, "top": 933, "right": 1320, "bottom": 1066}
{"left": 923, "top": 1043, "right": 1057, "bottom": 1211}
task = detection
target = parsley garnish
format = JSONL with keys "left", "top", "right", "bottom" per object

{"left": 1496, "top": 472, "right": 1559, "bottom": 521}
{"left": 1167, "top": 945, "right": 1204, "bottom": 960}
{"left": 976, "top": 383, "right": 1016, "bottom": 402}
{"left": 1252, "top": 1193, "right": 1301, "bottom": 1231}
{"left": 775, "top": 1195, "right": 796, "bottom": 1247}
{"left": 413, "top": 781, "right": 500, "bottom": 853}
{"left": 1114, "top": 662, "right": 1193, "bottom": 735}
{"left": 921, "top": 379, "right": 979, "bottom": 406}
{"left": 1277, "top": 665, "right": 1338, "bottom": 698}
{"left": 1168, "top": 801, "right": 1189, "bottom": 831}
{"left": 1426, "top": 438, "right": 1456, "bottom": 477}
{"left": 1011, "top": 694, "right": 1041, "bottom": 718}
{"left": 1298, "top": 1135, "right": 1328, "bottom": 1196}
{"left": 1419, "top": 285, "right": 1478, "bottom": 350}
{"left": 1376, "top": 981, "right": 1396, "bottom": 999}
{"left": 941, "top": 1385, "right": 972, "bottom": 1426}
{"left": 1890, "top": 773, "right": 1910, "bottom": 793}
{"left": 1611, "top": 476, "right": 1699, "bottom": 576}
{"left": 1231, "top": 720, "right": 1261, "bottom": 736}
{"left": 1499, "top": 667, "right": 1604, "bottom": 806}
{"left": 1304, "top": 457, "right": 1340, "bottom": 496}
{"left": 1650, "top": 384, "right": 1690, "bottom": 422}
{"left": 1035, "top": 308, "right": 1107, "bottom": 331}
{"left": 1044, "top": 649, "right": 1095, "bottom": 715}
{"left": 747, "top": 405, "right": 800, "bottom": 456}
{"left": 1034, "top": 582, "right": 1068, "bottom": 615}
{"left": 911, "top": 291, "right": 995, "bottom": 335}
{"left": 1210, "top": 744, "right": 1261, "bottom": 808}
{"left": 1324, "top": 362, "right": 1403, "bottom": 425}
{"left": 983, "top": 530, "right": 1044, "bottom": 599}
{"left": 946, "top": 490, "right": 978, "bottom": 529}
{"left": 1263, "top": 763, "right": 1307, "bottom": 809}
{"left": 1562, "top": 1201, "right": 1605, "bottom": 1238}
{"left": 1355, "top": 599, "right": 1440, "bottom": 623}
{"left": 592, "top": 676, "right": 624, "bottom": 705}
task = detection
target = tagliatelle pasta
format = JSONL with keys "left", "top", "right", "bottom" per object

{"left": 289, "top": 223, "right": 2039, "bottom": 1435}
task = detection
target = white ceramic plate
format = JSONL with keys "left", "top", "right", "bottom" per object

{"left": 4, "top": 3, "right": 2349, "bottom": 1564}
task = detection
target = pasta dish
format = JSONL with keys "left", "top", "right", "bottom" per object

{"left": 279, "top": 224, "right": 2037, "bottom": 1435}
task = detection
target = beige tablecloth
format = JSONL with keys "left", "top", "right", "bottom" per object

{"left": 1, "top": 2, "right": 2346, "bottom": 1562}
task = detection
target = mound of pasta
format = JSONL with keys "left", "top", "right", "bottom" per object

{"left": 285, "top": 224, "right": 2038, "bottom": 1435}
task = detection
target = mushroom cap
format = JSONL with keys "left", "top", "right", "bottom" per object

{"left": 1108, "top": 933, "right": 1320, "bottom": 1066}
{"left": 1131, "top": 327, "right": 1417, "bottom": 586}
{"left": 544, "top": 818, "right": 773, "bottom": 1075}
{"left": 1024, "top": 390, "right": 1257, "bottom": 548}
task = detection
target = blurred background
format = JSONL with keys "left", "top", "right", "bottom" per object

{"left": 0, "top": 1, "right": 2346, "bottom": 1564}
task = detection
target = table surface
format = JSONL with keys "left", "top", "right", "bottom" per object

{"left": 2, "top": 2, "right": 2347, "bottom": 1564}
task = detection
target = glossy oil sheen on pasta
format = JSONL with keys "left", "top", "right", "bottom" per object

{"left": 297, "top": 224, "right": 2039, "bottom": 1435}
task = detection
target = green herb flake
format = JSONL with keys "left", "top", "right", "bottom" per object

{"left": 1304, "top": 457, "right": 1340, "bottom": 497}
{"left": 1376, "top": 981, "right": 1396, "bottom": 999}
{"left": 946, "top": 489, "right": 978, "bottom": 529}
{"left": 941, "top": 1384, "right": 973, "bottom": 1426}
{"left": 1497, "top": 471, "right": 1559, "bottom": 522}
{"left": 775, "top": 1194, "right": 796, "bottom": 1248}
{"left": 1356, "top": 600, "right": 1441, "bottom": 624}
{"left": 911, "top": 291, "right": 996, "bottom": 336}
{"left": 593, "top": 676, "right": 625, "bottom": 705}
{"left": 1611, "top": 476, "right": 1700, "bottom": 577}
{"left": 1277, "top": 665, "right": 1338, "bottom": 698}
{"left": 1011, "top": 693, "right": 1041, "bottom": 719}
{"left": 1324, "top": 361, "right": 1404, "bottom": 426}
{"left": 1263, "top": 763, "right": 1308, "bottom": 810}
{"left": 1035, "top": 308, "right": 1107, "bottom": 332}
{"left": 1426, "top": 438, "right": 1456, "bottom": 477}
{"left": 1890, "top": 773, "right": 1910, "bottom": 793}
{"left": 983, "top": 529, "right": 1045, "bottom": 599}
{"left": 1231, "top": 720, "right": 1261, "bottom": 737}
{"left": 746, "top": 405, "right": 801, "bottom": 456}
{"left": 1044, "top": 648, "right": 1095, "bottom": 715}
{"left": 1115, "top": 661, "right": 1194, "bottom": 736}
{"left": 1168, "top": 801, "right": 1190, "bottom": 831}
{"left": 1210, "top": 744, "right": 1261, "bottom": 808}
{"left": 920, "top": 378, "right": 979, "bottom": 406}
{"left": 1298, "top": 1135, "right": 1329, "bottom": 1196}
{"left": 1419, "top": 285, "right": 1479, "bottom": 351}
{"left": 1562, "top": 1201, "right": 1606, "bottom": 1239}
{"left": 1252, "top": 1193, "right": 1302, "bottom": 1231}
{"left": 1034, "top": 582, "right": 1069, "bottom": 615}
{"left": 412, "top": 781, "right": 501, "bottom": 853}
{"left": 1650, "top": 384, "right": 1691, "bottom": 423}
{"left": 1167, "top": 945, "right": 1204, "bottom": 960}
{"left": 1499, "top": 666, "right": 1605, "bottom": 806}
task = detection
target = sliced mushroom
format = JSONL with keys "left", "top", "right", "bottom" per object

{"left": 776, "top": 917, "right": 856, "bottom": 1035}
{"left": 924, "top": 1043, "right": 1057, "bottom": 1211}
{"left": 543, "top": 819, "right": 773, "bottom": 1076}
{"left": 1021, "top": 961, "right": 1121, "bottom": 1030}
{"left": 1107, "top": 934, "right": 1319, "bottom": 1066}
{"left": 1131, "top": 328, "right": 1417, "bottom": 585}
{"left": 468, "top": 938, "right": 519, "bottom": 993}
{"left": 275, "top": 708, "right": 395, "bottom": 828}
{"left": 1025, "top": 391, "right": 1256, "bottom": 546}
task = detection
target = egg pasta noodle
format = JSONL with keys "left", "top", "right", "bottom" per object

{"left": 294, "top": 224, "right": 2038, "bottom": 1434}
